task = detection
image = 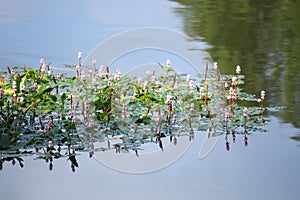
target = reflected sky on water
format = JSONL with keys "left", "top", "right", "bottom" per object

{"left": 0, "top": 0, "right": 300, "bottom": 200}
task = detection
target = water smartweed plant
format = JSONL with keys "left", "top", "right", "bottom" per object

{"left": 0, "top": 53, "right": 282, "bottom": 171}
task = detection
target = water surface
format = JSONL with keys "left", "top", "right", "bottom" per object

{"left": 1, "top": 1, "right": 300, "bottom": 200}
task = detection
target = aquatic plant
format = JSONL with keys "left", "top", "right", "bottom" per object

{"left": 0, "top": 54, "right": 281, "bottom": 171}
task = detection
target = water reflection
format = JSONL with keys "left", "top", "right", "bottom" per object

{"left": 1, "top": 132, "right": 256, "bottom": 172}
{"left": 172, "top": 0, "right": 300, "bottom": 128}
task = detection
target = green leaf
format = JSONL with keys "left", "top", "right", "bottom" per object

{"left": 0, "top": 133, "right": 10, "bottom": 149}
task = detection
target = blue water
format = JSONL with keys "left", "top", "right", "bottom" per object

{"left": 0, "top": 1, "right": 299, "bottom": 200}
{"left": 0, "top": 0, "right": 182, "bottom": 68}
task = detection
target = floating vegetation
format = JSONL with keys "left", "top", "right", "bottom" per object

{"left": 0, "top": 53, "right": 282, "bottom": 171}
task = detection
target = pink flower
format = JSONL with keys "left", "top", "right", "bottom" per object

{"left": 257, "top": 99, "right": 262, "bottom": 103}
{"left": 186, "top": 74, "right": 191, "bottom": 83}
{"left": 232, "top": 77, "right": 237, "bottom": 86}
{"left": 166, "top": 59, "right": 171, "bottom": 67}
{"left": 75, "top": 64, "right": 80, "bottom": 77}
{"left": 41, "top": 64, "right": 46, "bottom": 73}
{"left": 261, "top": 90, "right": 266, "bottom": 100}
{"left": 173, "top": 114, "right": 177, "bottom": 122}
{"left": 34, "top": 82, "right": 38, "bottom": 92}
{"left": 189, "top": 80, "right": 194, "bottom": 90}
{"left": 1, "top": 75, "right": 5, "bottom": 83}
{"left": 243, "top": 107, "right": 248, "bottom": 117}
{"left": 199, "top": 87, "right": 204, "bottom": 98}
{"left": 57, "top": 73, "right": 61, "bottom": 79}
{"left": 92, "top": 60, "right": 96, "bottom": 66}
{"left": 143, "top": 81, "right": 148, "bottom": 90}
{"left": 114, "top": 69, "right": 121, "bottom": 81}
{"left": 44, "top": 124, "right": 49, "bottom": 133}
{"left": 48, "top": 140, "right": 53, "bottom": 148}
{"left": 0, "top": 88, "right": 3, "bottom": 98}
{"left": 132, "top": 93, "right": 137, "bottom": 101}
{"left": 190, "top": 103, "right": 194, "bottom": 111}
{"left": 236, "top": 65, "right": 241, "bottom": 74}
{"left": 123, "top": 103, "right": 127, "bottom": 110}
{"left": 71, "top": 111, "right": 75, "bottom": 123}
{"left": 225, "top": 112, "right": 230, "bottom": 122}
{"left": 107, "top": 78, "right": 112, "bottom": 87}
{"left": 48, "top": 120, "right": 53, "bottom": 129}
{"left": 17, "top": 94, "right": 23, "bottom": 103}
{"left": 229, "top": 87, "right": 234, "bottom": 95}
{"left": 224, "top": 82, "right": 229, "bottom": 88}
{"left": 227, "top": 87, "right": 236, "bottom": 100}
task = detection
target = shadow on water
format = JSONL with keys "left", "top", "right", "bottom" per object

{"left": 171, "top": 0, "right": 300, "bottom": 130}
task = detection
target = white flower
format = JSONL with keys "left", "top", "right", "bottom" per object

{"left": 78, "top": 52, "right": 82, "bottom": 60}
{"left": 99, "top": 66, "right": 104, "bottom": 77}
{"left": 40, "top": 58, "right": 44, "bottom": 66}
{"left": 166, "top": 59, "right": 171, "bottom": 67}
{"left": 20, "top": 82, "right": 25, "bottom": 91}
{"left": 261, "top": 90, "right": 266, "bottom": 100}
{"left": 92, "top": 60, "right": 96, "bottom": 66}
{"left": 214, "top": 62, "right": 218, "bottom": 70}
{"left": 243, "top": 107, "right": 248, "bottom": 117}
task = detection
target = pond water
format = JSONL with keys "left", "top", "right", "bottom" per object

{"left": 1, "top": 0, "right": 300, "bottom": 200}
